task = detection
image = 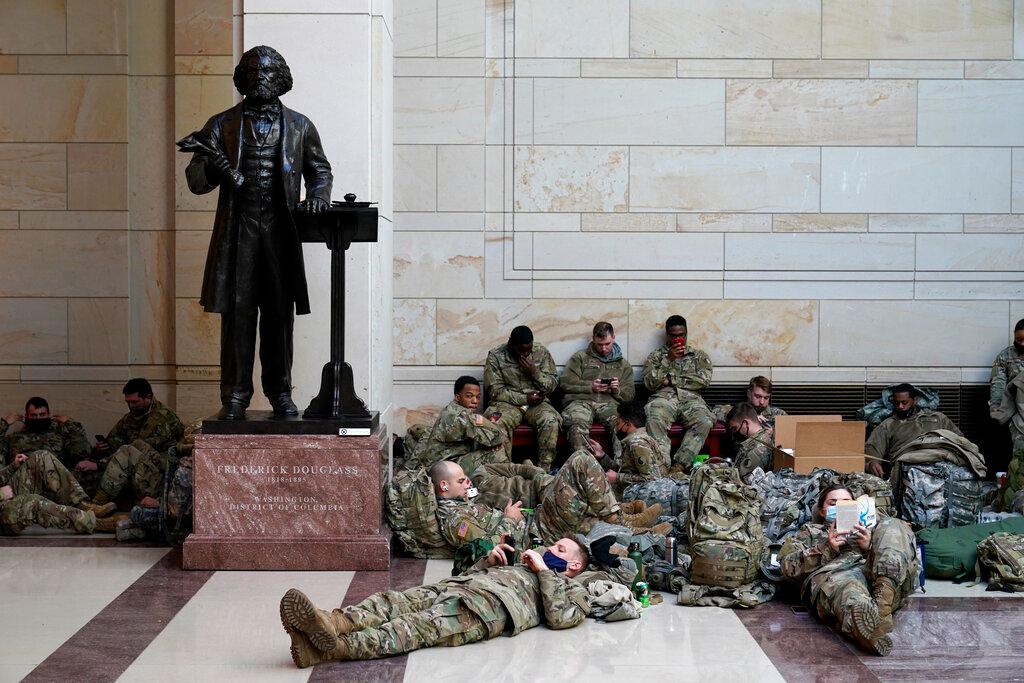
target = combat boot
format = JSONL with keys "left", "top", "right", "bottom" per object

{"left": 872, "top": 577, "right": 898, "bottom": 632}
{"left": 115, "top": 519, "right": 147, "bottom": 542}
{"left": 623, "top": 503, "right": 663, "bottom": 528}
{"left": 620, "top": 500, "right": 646, "bottom": 515}
{"left": 849, "top": 598, "right": 892, "bottom": 656}
{"left": 280, "top": 588, "right": 355, "bottom": 653}
{"left": 94, "top": 512, "right": 129, "bottom": 533}
{"left": 76, "top": 500, "right": 117, "bottom": 518}
{"left": 92, "top": 490, "right": 113, "bottom": 507}
{"left": 71, "top": 509, "right": 96, "bottom": 534}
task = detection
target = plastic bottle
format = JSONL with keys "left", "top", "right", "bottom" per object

{"left": 628, "top": 542, "right": 646, "bottom": 599}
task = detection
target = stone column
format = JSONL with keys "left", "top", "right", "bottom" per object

{"left": 239, "top": 0, "right": 394, "bottom": 433}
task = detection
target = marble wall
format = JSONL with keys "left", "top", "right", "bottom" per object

{"left": 393, "top": 0, "right": 1024, "bottom": 431}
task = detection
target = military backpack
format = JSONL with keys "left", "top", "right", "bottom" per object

{"left": 686, "top": 463, "right": 765, "bottom": 589}
{"left": 977, "top": 532, "right": 1024, "bottom": 591}
{"left": 898, "top": 461, "right": 984, "bottom": 530}
{"left": 384, "top": 467, "right": 454, "bottom": 558}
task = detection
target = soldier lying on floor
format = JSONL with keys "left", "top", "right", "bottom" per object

{"left": 779, "top": 484, "right": 918, "bottom": 656}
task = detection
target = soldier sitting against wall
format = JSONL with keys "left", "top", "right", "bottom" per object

{"left": 401, "top": 376, "right": 507, "bottom": 475}
{"left": 1, "top": 397, "right": 91, "bottom": 469}
{"left": 559, "top": 321, "right": 635, "bottom": 460}
{"left": 780, "top": 484, "right": 919, "bottom": 656}
{"left": 598, "top": 401, "right": 669, "bottom": 496}
{"left": 725, "top": 402, "right": 777, "bottom": 481}
{"left": 711, "top": 375, "right": 787, "bottom": 428}
{"left": 642, "top": 315, "right": 714, "bottom": 473}
{"left": 864, "top": 383, "right": 963, "bottom": 478}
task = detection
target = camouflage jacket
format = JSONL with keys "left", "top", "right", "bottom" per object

{"left": 711, "top": 404, "right": 787, "bottom": 427}
{"left": 0, "top": 418, "right": 90, "bottom": 467}
{"left": 779, "top": 522, "right": 867, "bottom": 584}
{"left": 406, "top": 400, "right": 506, "bottom": 470}
{"left": 452, "top": 561, "right": 590, "bottom": 635}
{"left": 735, "top": 426, "right": 776, "bottom": 480}
{"left": 484, "top": 343, "right": 558, "bottom": 407}
{"left": 618, "top": 428, "right": 668, "bottom": 489}
{"left": 105, "top": 400, "right": 184, "bottom": 454}
{"left": 435, "top": 496, "right": 526, "bottom": 549}
{"left": 865, "top": 409, "right": 960, "bottom": 461}
{"left": 559, "top": 343, "right": 635, "bottom": 406}
{"left": 991, "top": 345, "right": 1024, "bottom": 407}
{"left": 641, "top": 345, "right": 713, "bottom": 401}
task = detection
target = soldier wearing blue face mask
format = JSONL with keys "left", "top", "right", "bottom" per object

{"left": 279, "top": 537, "right": 591, "bottom": 668}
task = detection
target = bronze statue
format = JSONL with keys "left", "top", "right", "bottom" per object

{"left": 179, "top": 45, "right": 333, "bottom": 420}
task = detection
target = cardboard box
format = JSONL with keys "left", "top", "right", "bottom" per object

{"left": 773, "top": 416, "right": 866, "bottom": 474}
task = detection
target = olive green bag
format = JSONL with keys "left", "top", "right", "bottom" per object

{"left": 916, "top": 517, "right": 1024, "bottom": 580}
{"left": 977, "top": 532, "right": 1024, "bottom": 592}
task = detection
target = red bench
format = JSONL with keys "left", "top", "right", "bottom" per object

{"left": 510, "top": 422, "right": 725, "bottom": 457}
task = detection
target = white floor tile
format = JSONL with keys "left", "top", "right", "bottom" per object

{"left": 914, "top": 578, "right": 1024, "bottom": 598}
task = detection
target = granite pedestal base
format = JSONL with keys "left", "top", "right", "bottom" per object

{"left": 183, "top": 425, "right": 390, "bottom": 570}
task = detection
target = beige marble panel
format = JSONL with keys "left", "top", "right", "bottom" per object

{"left": 20, "top": 210, "right": 127, "bottom": 230}
{"left": 819, "top": 301, "right": 1006, "bottom": 366}
{"left": 436, "top": 299, "right": 628, "bottom": 365}
{"left": 394, "top": 0, "right": 436, "bottom": 57}
{"left": 0, "top": 56, "right": 16, "bottom": 73}
{"left": 174, "top": 0, "right": 232, "bottom": 55}
{"left": 725, "top": 279, "right": 913, "bottom": 300}
{"left": 869, "top": 214, "right": 963, "bottom": 233}
{"left": 67, "top": 0, "right": 127, "bottom": 54}
{"left": 533, "top": 279, "right": 722, "bottom": 299}
{"left": 966, "top": 60, "right": 1024, "bottom": 78}
{"left": 174, "top": 55, "right": 233, "bottom": 75}
{"left": 630, "top": 146, "right": 819, "bottom": 212}
{"left": 533, "top": 232, "right": 723, "bottom": 270}
{"left": 581, "top": 213, "right": 675, "bottom": 232}
{"left": 631, "top": 0, "right": 821, "bottom": 59}
{"left": 677, "top": 213, "right": 772, "bottom": 232}
{"left": 173, "top": 75, "right": 232, "bottom": 139}
{"left": 393, "top": 383, "right": 451, "bottom": 433}
{"left": 174, "top": 230, "right": 210, "bottom": 300}
{"left": 0, "top": 0, "right": 66, "bottom": 54}
{"left": 0, "top": 144, "right": 66, "bottom": 210}
{"left": 130, "top": 0, "right": 173, "bottom": 76}
{"left": 581, "top": 59, "right": 676, "bottom": 78}
{"left": 626, "top": 300, "right": 818, "bottom": 367}
{"left": 174, "top": 381, "right": 220, "bottom": 424}
{"left": 676, "top": 59, "right": 772, "bottom": 78}
{"left": 0, "top": 75, "right": 127, "bottom": 142}
{"left": 130, "top": 76, "right": 174, "bottom": 228}
{"left": 394, "top": 232, "right": 484, "bottom": 298}
{"left": 533, "top": 78, "right": 723, "bottom": 145}
{"left": 176, "top": 299, "right": 219, "bottom": 366}
{"left": 175, "top": 210, "right": 217, "bottom": 231}
{"left": 393, "top": 299, "right": 437, "bottom": 365}
{"left": 919, "top": 80, "right": 1024, "bottom": 146}
{"left": 726, "top": 79, "right": 916, "bottom": 145}
{"left": 0, "top": 231, "right": 127, "bottom": 296}
{"left": 438, "top": 145, "right": 485, "bottom": 211}
{"left": 395, "top": 144, "right": 436, "bottom": 212}
{"left": 396, "top": 57, "right": 484, "bottom": 77}
{"left": 1013, "top": 301, "right": 1024, "bottom": 328}
{"left": 772, "top": 60, "right": 868, "bottom": 78}
{"left": 0, "top": 299, "right": 67, "bottom": 365}
{"left": 513, "top": 59, "right": 581, "bottom": 78}
{"left": 68, "top": 298, "right": 129, "bottom": 364}
{"left": 18, "top": 56, "right": 128, "bottom": 74}
{"left": 965, "top": 215, "right": 1024, "bottom": 232}
{"left": 21, "top": 365, "right": 130, "bottom": 382}
{"left": 772, "top": 367, "right": 866, "bottom": 384}
{"left": 871, "top": 60, "right": 964, "bottom": 78}
{"left": 437, "top": 0, "right": 484, "bottom": 57}
{"left": 173, "top": 154, "right": 215, "bottom": 212}
{"left": 0, "top": 383, "right": 135, "bottom": 437}
{"left": 1016, "top": 148, "right": 1024, "bottom": 214}
{"left": 773, "top": 214, "right": 867, "bottom": 233}
{"left": 1018, "top": 0, "right": 1024, "bottom": 60}
{"left": 514, "top": 146, "right": 629, "bottom": 212}
{"left": 822, "top": 0, "right": 1012, "bottom": 59}
{"left": 0, "top": 212, "right": 16, "bottom": 228}
{"left": 821, "top": 147, "right": 1010, "bottom": 213}
{"left": 515, "top": 0, "right": 629, "bottom": 58}
{"left": 917, "top": 234, "right": 1024, "bottom": 271}
{"left": 915, "top": 280, "right": 1024, "bottom": 300}
{"left": 726, "top": 233, "right": 914, "bottom": 270}
{"left": 395, "top": 77, "right": 485, "bottom": 144}
{"left": 67, "top": 143, "right": 127, "bottom": 210}
{"left": 130, "top": 231, "right": 173, "bottom": 364}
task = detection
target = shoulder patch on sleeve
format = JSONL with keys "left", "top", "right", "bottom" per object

{"left": 457, "top": 519, "right": 470, "bottom": 539}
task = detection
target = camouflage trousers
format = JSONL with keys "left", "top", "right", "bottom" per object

{"left": 454, "top": 445, "right": 508, "bottom": 481}
{"left": 337, "top": 586, "right": 503, "bottom": 659}
{"left": 807, "top": 517, "right": 918, "bottom": 641}
{"left": 645, "top": 394, "right": 714, "bottom": 468}
{"left": 562, "top": 400, "right": 621, "bottom": 459}
{"left": 1001, "top": 437, "right": 1024, "bottom": 511}
{"left": 535, "top": 450, "right": 620, "bottom": 544}
{"left": 471, "top": 462, "right": 553, "bottom": 509}
{"left": 8, "top": 449, "right": 88, "bottom": 505}
{"left": 0, "top": 493, "right": 94, "bottom": 535}
{"left": 98, "top": 440, "right": 167, "bottom": 502}
{"left": 486, "top": 401, "right": 562, "bottom": 468}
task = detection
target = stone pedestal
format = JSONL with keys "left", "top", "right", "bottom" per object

{"left": 183, "top": 426, "right": 390, "bottom": 570}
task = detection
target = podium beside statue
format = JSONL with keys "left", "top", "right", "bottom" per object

{"left": 178, "top": 45, "right": 389, "bottom": 570}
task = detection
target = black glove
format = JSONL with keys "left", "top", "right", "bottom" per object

{"left": 590, "top": 535, "right": 621, "bottom": 568}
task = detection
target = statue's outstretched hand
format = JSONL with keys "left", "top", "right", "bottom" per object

{"left": 299, "top": 197, "right": 329, "bottom": 214}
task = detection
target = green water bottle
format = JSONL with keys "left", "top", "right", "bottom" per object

{"left": 628, "top": 542, "right": 645, "bottom": 598}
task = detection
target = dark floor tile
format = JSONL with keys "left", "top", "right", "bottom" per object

{"left": 776, "top": 662, "right": 880, "bottom": 683}
{"left": 748, "top": 624, "right": 865, "bottom": 665}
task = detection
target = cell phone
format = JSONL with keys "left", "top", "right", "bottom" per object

{"left": 599, "top": 378, "right": 613, "bottom": 385}
{"left": 489, "top": 413, "right": 501, "bottom": 421}
{"left": 673, "top": 337, "right": 686, "bottom": 347}
{"left": 503, "top": 541, "right": 516, "bottom": 565}
{"left": 94, "top": 434, "right": 107, "bottom": 442}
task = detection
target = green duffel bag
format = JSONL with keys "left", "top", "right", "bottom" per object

{"left": 916, "top": 516, "right": 1024, "bottom": 580}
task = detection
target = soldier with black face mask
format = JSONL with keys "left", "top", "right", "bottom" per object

{"left": 0, "top": 397, "right": 90, "bottom": 469}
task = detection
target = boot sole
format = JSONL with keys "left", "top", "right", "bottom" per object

{"left": 850, "top": 600, "right": 891, "bottom": 655}
{"left": 280, "top": 589, "right": 339, "bottom": 653}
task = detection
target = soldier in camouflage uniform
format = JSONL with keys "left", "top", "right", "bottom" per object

{"left": 483, "top": 326, "right": 561, "bottom": 469}
{"left": 725, "top": 402, "right": 777, "bottom": 480}
{"left": 0, "top": 451, "right": 114, "bottom": 535}
{"left": 403, "top": 376, "right": 508, "bottom": 475}
{"left": 279, "top": 538, "right": 590, "bottom": 667}
{"left": 560, "top": 322, "right": 635, "bottom": 458}
{"left": 991, "top": 319, "right": 1024, "bottom": 443}
{"left": 431, "top": 460, "right": 529, "bottom": 551}
{"left": 88, "top": 378, "right": 184, "bottom": 508}
{"left": 779, "top": 484, "right": 918, "bottom": 656}
{"left": 1, "top": 397, "right": 91, "bottom": 468}
{"left": 610, "top": 401, "right": 668, "bottom": 495}
{"left": 711, "top": 375, "right": 787, "bottom": 428}
{"left": 642, "top": 315, "right": 714, "bottom": 470}
{"left": 864, "top": 383, "right": 964, "bottom": 478}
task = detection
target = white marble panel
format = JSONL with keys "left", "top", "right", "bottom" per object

{"left": 1013, "top": 301, "right": 1024, "bottom": 329}
{"left": 533, "top": 78, "right": 723, "bottom": 145}
{"left": 631, "top": 0, "right": 821, "bottom": 59}
{"left": 582, "top": 58, "right": 676, "bottom": 78}
{"left": 630, "top": 146, "right": 820, "bottom": 212}
{"left": 513, "top": 77, "right": 533, "bottom": 143}
{"left": 917, "top": 234, "right": 1024, "bottom": 270}
{"left": 965, "top": 214, "right": 1024, "bottom": 232}
{"left": 394, "top": 144, "right": 436, "bottom": 211}
{"left": 964, "top": 367, "right": 995, "bottom": 383}
{"left": 484, "top": 234, "right": 532, "bottom": 298}
{"left": 966, "top": 60, "right": 1024, "bottom": 78}
{"left": 394, "top": 298, "right": 436, "bottom": 364}
{"left": 582, "top": 213, "right": 675, "bottom": 232}
{"left": 677, "top": 213, "right": 772, "bottom": 232}
{"left": 394, "top": 232, "right": 484, "bottom": 298}
{"left": 1018, "top": 0, "right": 1024, "bottom": 60}
{"left": 395, "top": 77, "right": 485, "bottom": 144}
{"left": 866, "top": 367, "right": 964, "bottom": 384}
{"left": 1016, "top": 148, "right": 1024, "bottom": 214}
{"left": 535, "top": 280, "right": 724, "bottom": 299}
{"left": 821, "top": 147, "right": 1010, "bottom": 213}
{"left": 915, "top": 281, "right": 1024, "bottom": 300}
{"left": 870, "top": 60, "right": 964, "bottom": 78}
{"left": 626, "top": 300, "right": 818, "bottom": 366}
{"left": 513, "top": 213, "right": 581, "bottom": 231}
{"left": 394, "top": 0, "right": 435, "bottom": 56}
{"left": 513, "top": 59, "right": 581, "bottom": 77}
{"left": 725, "top": 280, "right": 914, "bottom": 300}
{"left": 394, "top": 57, "right": 484, "bottom": 77}
{"left": 819, "top": 301, "right": 1007, "bottom": 366}
{"left": 677, "top": 59, "right": 773, "bottom": 78}
{"left": 532, "top": 232, "right": 722, "bottom": 271}
{"left": 869, "top": 214, "right": 963, "bottom": 233}
{"left": 515, "top": 0, "right": 629, "bottom": 58}
{"left": 772, "top": 367, "right": 867, "bottom": 384}
{"left": 919, "top": 80, "right": 1024, "bottom": 146}
{"left": 437, "top": 145, "right": 485, "bottom": 211}
{"left": 772, "top": 60, "right": 868, "bottom": 78}
{"left": 437, "top": 0, "right": 484, "bottom": 57}
{"left": 726, "top": 233, "right": 914, "bottom": 270}
{"left": 514, "top": 146, "right": 629, "bottom": 212}
{"left": 394, "top": 212, "right": 485, "bottom": 231}
{"left": 773, "top": 214, "right": 867, "bottom": 232}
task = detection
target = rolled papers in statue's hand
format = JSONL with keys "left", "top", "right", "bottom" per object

{"left": 176, "top": 130, "right": 245, "bottom": 189}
